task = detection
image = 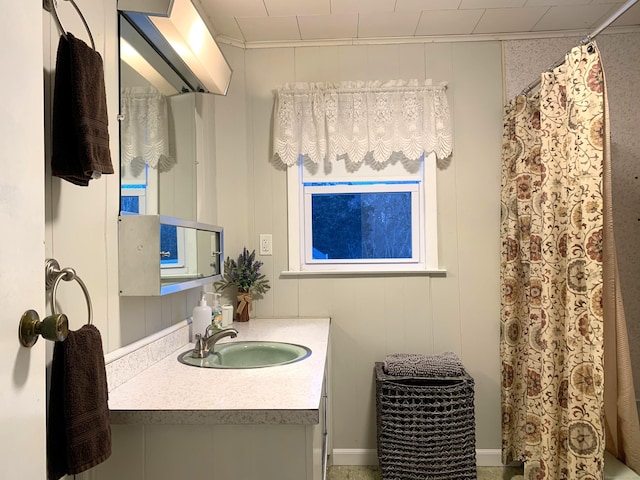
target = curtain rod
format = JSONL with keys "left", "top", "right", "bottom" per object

{"left": 520, "top": 0, "right": 639, "bottom": 95}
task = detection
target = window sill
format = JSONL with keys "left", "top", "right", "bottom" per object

{"left": 280, "top": 269, "right": 447, "bottom": 278}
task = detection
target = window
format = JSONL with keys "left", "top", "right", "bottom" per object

{"left": 305, "top": 182, "right": 418, "bottom": 262}
{"left": 160, "top": 224, "right": 185, "bottom": 269}
{"left": 275, "top": 80, "right": 451, "bottom": 274}
{"left": 121, "top": 185, "right": 147, "bottom": 215}
{"left": 287, "top": 153, "right": 439, "bottom": 273}
{"left": 120, "top": 160, "right": 159, "bottom": 216}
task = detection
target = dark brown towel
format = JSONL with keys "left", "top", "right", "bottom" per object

{"left": 52, "top": 33, "right": 113, "bottom": 186}
{"left": 47, "top": 324, "right": 111, "bottom": 480}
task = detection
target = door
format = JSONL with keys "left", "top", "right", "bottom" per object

{"left": 0, "top": 3, "right": 46, "bottom": 478}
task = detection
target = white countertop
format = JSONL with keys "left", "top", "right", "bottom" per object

{"left": 108, "top": 317, "right": 330, "bottom": 425}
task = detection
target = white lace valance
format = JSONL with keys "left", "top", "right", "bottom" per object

{"left": 121, "top": 86, "right": 175, "bottom": 172}
{"left": 272, "top": 80, "right": 452, "bottom": 167}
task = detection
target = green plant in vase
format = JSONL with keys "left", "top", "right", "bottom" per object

{"left": 214, "top": 248, "right": 270, "bottom": 322}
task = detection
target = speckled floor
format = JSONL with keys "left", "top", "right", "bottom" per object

{"left": 326, "top": 465, "right": 525, "bottom": 480}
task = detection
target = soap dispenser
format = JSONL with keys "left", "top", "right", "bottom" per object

{"left": 192, "top": 292, "right": 212, "bottom": 338}
{"left": 211, "top": 293, "right": 223, "bottom": 329}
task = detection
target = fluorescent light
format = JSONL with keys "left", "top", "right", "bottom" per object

{"left": 120, "top": 38, "right": 179, "bottom": 96}
{"left": 119, "top": 0, "right": 232, "bottom": 95}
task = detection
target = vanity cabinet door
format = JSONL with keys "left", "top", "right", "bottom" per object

{"left": 312, "top": 362, "right": 330, "bottom": 480}
{"left": 321, "top": 364, "right": 330, "bottom": 480}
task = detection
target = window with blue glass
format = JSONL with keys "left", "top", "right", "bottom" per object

{"left": 289, "top": 153, "right": 439, "bottom": 273}
{"left": 308, "top": 185, "right": 415, "bottom": 261}
{"left": 121, "top": 184, "right": 147, "bottom": 215}
{"left": 160, "top": 224, "right": 179, "bottom": 265}
{"left": 121, "top": 195, "right": 140, "bottom": 214}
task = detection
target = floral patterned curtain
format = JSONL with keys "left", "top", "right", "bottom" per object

{"left": 500, "top": 43, "right": 607, "bottom": 479}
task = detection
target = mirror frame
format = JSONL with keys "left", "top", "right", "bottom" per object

{"left": 118, "top": 214, "right": 224, "bottom": 296}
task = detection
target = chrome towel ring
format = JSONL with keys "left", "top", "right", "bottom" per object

{"left": 43, "top": 0, "right": 96, "bottom": 50}
{"left": 18, "top": 259, "right": 93, "bottom": 348}
{"left": 46, "top": 258, "right": 93, "bottom": 326}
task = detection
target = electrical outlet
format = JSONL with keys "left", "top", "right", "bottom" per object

{"left": 259, "top": 234, "right": 272, "bottom": 256}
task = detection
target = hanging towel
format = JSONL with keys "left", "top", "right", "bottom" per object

{"left": 383, "top": 352, "right": 466, "bottom": 377}
{"left": 47, "top": 324, "right": 111, "bottom": 480}
{"left": 52, "top": 33, "right": 113, "bottom": 186}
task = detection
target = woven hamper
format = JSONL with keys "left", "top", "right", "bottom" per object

{"left": 375, "top": 362, "right": 477, "bottom": 480}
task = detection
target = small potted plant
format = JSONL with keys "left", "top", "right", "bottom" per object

{"left": 214, "top": 247, "right": 270, "bottom": 322}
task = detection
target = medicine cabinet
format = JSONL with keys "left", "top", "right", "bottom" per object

{"left": 119, "top": 215, "right": 223, "bottom": 296}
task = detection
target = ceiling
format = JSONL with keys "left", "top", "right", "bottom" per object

{"left": 196, "top": 0, "right": 640, "bottom": 46}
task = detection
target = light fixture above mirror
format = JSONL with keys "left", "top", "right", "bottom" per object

{"left": 118, "top": 0, "right": 232, "bottom": 95}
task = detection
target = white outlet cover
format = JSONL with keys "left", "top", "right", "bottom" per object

{"left": 259, "top": 234, "right": 272, "bottom": 255}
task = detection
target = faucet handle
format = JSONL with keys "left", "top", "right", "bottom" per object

{"left": 192, "top": 333, "right": 207, "bottom": 358}
{"left": 204, "top": 324, "right": 215, "bottom": 337}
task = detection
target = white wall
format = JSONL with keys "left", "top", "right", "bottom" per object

{"left": 43, "top": 0, "right": 121, "bottom": 352}
{"left": 42, "top": 2, "right": 120, "bottom": 479}
{"left": 213, "top": 45, "right": 250, "bottom": 261}
{"left": 212, "top": 41, "right": 504, "bottom": 452}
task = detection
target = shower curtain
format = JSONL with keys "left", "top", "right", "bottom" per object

{"left": 500, "top": 42, "right": 640, "bottom": 480}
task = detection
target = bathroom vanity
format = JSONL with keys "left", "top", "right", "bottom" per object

{"left": 100, "top": 318, "right": 331, "bottom": 480}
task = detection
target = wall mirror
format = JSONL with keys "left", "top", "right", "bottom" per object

{"left": 119, "top": 13, "right": 199, "bottom": 221}
{"left": 118, "top": 12, "right": 224, "bottom": 296}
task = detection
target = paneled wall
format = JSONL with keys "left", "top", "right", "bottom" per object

{"left": 43, "top": 1, "right": 120, "bottom": 350}
{"left": 213, "top": 41, "right": 504, "bottom": 451}
{"left": 43, "top": 0, "right": 221, "bottom": 355}
{"left": 503, "top": 32, "right": 640, "bottom": 400}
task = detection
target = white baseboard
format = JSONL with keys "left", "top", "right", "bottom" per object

{"left": 331, "top": 449, "right": 378, "bottom": 466}
{"left": 475, "top": 449, "right": 503, "bottom": 466}
{"left": 331, "top": 448, "right": 504, "bottom": 467}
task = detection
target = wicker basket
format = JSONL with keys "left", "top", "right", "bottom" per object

{"left": 375, "top": 362, "right": 477, "bottom": 480}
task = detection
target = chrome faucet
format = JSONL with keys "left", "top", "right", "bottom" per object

{"left": 191, "top": 326, "right": 238, "bottom": 358}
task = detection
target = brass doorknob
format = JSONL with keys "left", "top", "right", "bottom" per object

{"left": 18, "top": 309, "right": 69, "bottom": 348}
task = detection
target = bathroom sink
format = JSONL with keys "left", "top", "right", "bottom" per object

{"left": 178, "top": 341, "right": 312, "bottom": 369}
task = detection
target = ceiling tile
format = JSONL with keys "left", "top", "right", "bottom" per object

{"left": 460, "top": 0, "right": 526, "bottom": 8}
{"left": 473, "top": 6, "right": 548, "bottom": 33}
{"left": 532, "top": 4, "right": 613, "bottom": 31}
{"left": 524, "top": 0, "right": 589, "bottom": 5}
{"left": 236, "top": 16, "right": 302, "bottom": 42}
{"left": 298, "top": 14, "right": 358, "bottom": 39}
{"left": 331, "top": 0, "right": 396, "bottom": 14}
{"left": 264, "top": 0, "right": 331, "bottom": 16}
{"left": 416, "top": 9, "right": 484, "bottom": 35}
{"left": 610, "top": 2, "right": 640, "bottom": 26}
{"left": 198, "top": 0, "right": 640, "bottom": 44}
{"left": 210, "top": 16, "right": 246, "bottom": 41}
{"left": 201, "top": 0, "right": 268, "bottom": 18}
{"left": 395, "top": 0, "right": 462, "bottom": 11}
{"left": 357, "top": 12, "right": 422, "bottom": 37}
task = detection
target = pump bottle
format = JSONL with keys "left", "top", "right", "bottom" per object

{"left": 192, "top": 292, "right": 212, "bottom": 339}
{"left": 211, "top": 293, "right": 223, "bottom": 329}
